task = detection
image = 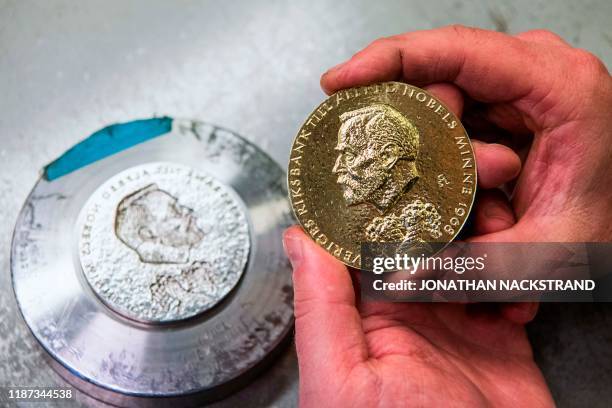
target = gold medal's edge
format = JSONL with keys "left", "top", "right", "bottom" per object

{"left": 286, "top": 81, "right": 478, "bottom": 271}
{"left": 286, "top": 91, "right": 357, "bottom": 269}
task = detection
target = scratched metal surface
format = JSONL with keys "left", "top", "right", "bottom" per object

{"left": 1, "top": 1, "right": 611, "bottom": 407}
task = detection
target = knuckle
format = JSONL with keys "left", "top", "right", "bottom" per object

{"left": 564, "top": 48, "right": 610, "bottom": 96}
{"left": 445, "top": 24, "right": 479, "bottom": 38}
{"left": 356, "top": 36, "right": 394, "bottom": 58}
{"left": 518, "top": 29, "right": 564, "bottom": 42}
{"left": 293, "top": 294, "right": 316, "bottom": 320}
{"left": 369, "top": 36, "right": 395, "bottom": 48}
{"left": 570, "top": 49, "right": 609, "bottom": 78}
{"left": 528, "top": 28, "right": 555, "bottom": 36}
{"left": 354, "top": 35, "right": 401, "bottom": 61}
{"left": 294, "top": 303, "right": 312, "bottom": 321}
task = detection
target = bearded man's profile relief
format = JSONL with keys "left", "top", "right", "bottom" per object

{"left": 332, "top": 104, "right": 420, "bottom": 213}
{"left": 115, "top": 184, "right": 204, "bottom": 264}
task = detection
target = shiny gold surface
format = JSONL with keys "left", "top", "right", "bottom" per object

{"left": 288, "top": 82, "right": 476, "bottom": 268}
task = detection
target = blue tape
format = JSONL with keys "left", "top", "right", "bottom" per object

{"left": 43, "top": 117, "right": 173, "bottom": 181}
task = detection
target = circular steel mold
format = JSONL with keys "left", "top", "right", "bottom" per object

{"left": 11, "top": 118, "right": 294, "bottom": 406}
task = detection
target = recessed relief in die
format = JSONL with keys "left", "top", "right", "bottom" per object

{"left": 115, "top": 184, "right": 205, "bottom": 264}
{"left": 79, "top": 162, "right": 250, "bottom": 323}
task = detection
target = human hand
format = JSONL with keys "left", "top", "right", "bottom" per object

{"left": 284, "top": 225, "right": 553, "bottom": 407}
{"left": 284, "top": 68, "right": 553, "bottom": 405}
{"left": 321, "top": 25, "right": 612, "bottom": 243}
{"left": 282, "top": 26, "right": 612, "bottom": 406}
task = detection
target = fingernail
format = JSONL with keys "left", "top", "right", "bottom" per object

{"left": 283, "top": 231, "right": 303, "bottom": 269}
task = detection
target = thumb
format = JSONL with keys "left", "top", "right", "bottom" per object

{"left": 283, "top": 226, "right": 367, "bottom": 390}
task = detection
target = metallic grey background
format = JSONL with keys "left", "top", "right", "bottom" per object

{"left": 1, "top": 0, "right": 611, "bottom": 406}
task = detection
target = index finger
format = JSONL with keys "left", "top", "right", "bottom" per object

{"left": 321, "top": 25, "right": 545, "bottom": 104}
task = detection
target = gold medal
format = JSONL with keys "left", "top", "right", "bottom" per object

{"left": 288, "top": 82, "right": 476, "bottom": 269}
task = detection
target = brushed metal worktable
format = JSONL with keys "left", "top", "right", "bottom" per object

{"left": 1, "top": 1, "right": 611, "bottom": 406}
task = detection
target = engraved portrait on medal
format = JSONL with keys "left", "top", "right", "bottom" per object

{"left": 333, "top": 104, "right": 442, "bottom": 246}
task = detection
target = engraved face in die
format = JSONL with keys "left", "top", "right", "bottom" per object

{"left": 115, "top": 184, "right": 204, "bottom": 264}
{"left": 79, "top": 163, "right": 251, "bottom": 323}
{"left": 332, "top": 104, "right": 421, "bottom": 213}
